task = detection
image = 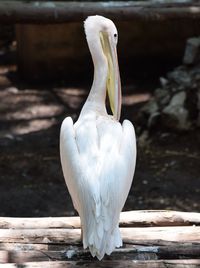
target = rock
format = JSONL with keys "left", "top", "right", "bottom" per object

{"left": 154, "top": 88, "right": 170, "bottom": 107}
{"left": 167, "top": 67, "right": 191, "bottom": 88}
{"left": 183, "top": 37, "right": 200, "bottom": 65}
{"left": 162, "top": 91, "right": 190, "bottom": 130}
{"left": 141, "top": 99, "right": 158, "bottom": 115}
{"left": 65, "top": 249, "right": 76, "bottom": 259}
{"left": 139, "top": 36, "right": 200, "bottom": 131}
{"left": 148, "top": 112, "right": 160, "bottom": 128}
{"left": 168, "top": 91, "right": 186, "bottom": 106}
{"left": 159, "top": 77, "right": 168, "bottom": 88}
{"left": 171, "top": 85, "right": 185, "bottom": 93}
{"left": 162, "top": 106, "right": 190, "bottom": 130}
{"left": 139, "top": 100, "right": 159, "bottom": 129}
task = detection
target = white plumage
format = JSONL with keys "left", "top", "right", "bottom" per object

{"left": 60, "top": 15, "right": 136, "bottom": 260}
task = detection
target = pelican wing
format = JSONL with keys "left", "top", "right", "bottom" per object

{"left": 60, "top": 117, "right": 82, "bottom": 212}
{"left": 60, "top": 116, "right": 100, "bottom": 224}
{"left": 99, "top": 119, "right": 136, "bottom": 232}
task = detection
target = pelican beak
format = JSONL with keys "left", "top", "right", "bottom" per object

{"left": 100, "top": 32, "right": 122, "bottom": 121}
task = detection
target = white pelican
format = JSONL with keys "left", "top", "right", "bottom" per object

{"left": 60, "top": 15, "right": 136, "bottom": 260}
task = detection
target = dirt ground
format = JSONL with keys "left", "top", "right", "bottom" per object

{"left": 0, "top": 63, "right": 200, "bottom": 217}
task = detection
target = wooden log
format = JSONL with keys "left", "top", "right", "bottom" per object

{"left": 122, "top": 226, "right": 200, "bottom": 244}
{"left": 0, "top": 216, "right": 80, "bottom": 229}
{"left": 120, "top": 210, "right": 200, "bottom": 227}
{"left": 0, "top": 250, "right": 9, "bottom": 263}
{"left": 0, "top": 249, "right": 157, "bottom": 263}
{"left": 0, "top": 210, "right": 199, "bottom": 229}
{"left": 0, "top": 228, "right": 81, "bottom": 244}
{"left": 0, "top": 240, "right": 200, "bottom": 257}
{"left": 0, "top": 243, "right": 49, "bottom": 251}
{"left": 0, "top": 1, "right": 200, "bottom": 24}
{"left": 0, "top": 244, "right": 200, "bottom": 263}
{"left": 2, "top": 259, "right": 200, "bottom": 268}
{"left": 0, "top": 226, "right": 199, "bottom": 244}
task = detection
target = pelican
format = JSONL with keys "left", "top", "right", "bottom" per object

{"left": 60, "top": 15, "right": 136, "bottom": 260}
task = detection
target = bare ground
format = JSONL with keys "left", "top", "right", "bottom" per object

{"left": 0, "top": 65, "right": 199, "bottom": 217}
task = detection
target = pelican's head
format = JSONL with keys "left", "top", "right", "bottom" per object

{"left": 84, "top": 15, "right": 121, "bottom": 121}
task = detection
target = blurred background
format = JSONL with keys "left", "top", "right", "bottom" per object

{"left": 0, "top": 0, "right": 200, "bottom": 217}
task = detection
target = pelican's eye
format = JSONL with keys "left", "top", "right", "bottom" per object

{"left": 114, "top": 33, "right": 117, "bottom": 38}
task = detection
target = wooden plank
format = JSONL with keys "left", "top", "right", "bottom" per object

{"left": 0, "top": 244, "right": 200, "bottom": 263}
{"left": 0, "top": 216, "right": 80, "bottom": 229}
{"left": 1, "top": 259, "right": 200, "bottom": 268}
{"left": 0, "top": 249, "right": 157, "bottom": 263}
{"left": 0, "top": 243, "right": 49, "bottom": 251}
{"left": 0, "top": 240, "right": 199, "bottom": 251}
{"left": 0, "top": 1, "right": 200, "bottom": 24}
{"left": 0, "top": 210, "right": 199, "bottom": 229}
{"left": 0, "top": 250, "right": 9, "bottom": 263}
{"left": 122, "top": 226, "right": 200, "bottom": 243}
{"left": 0, "top": 226, "right": 199, "bottom": 244}
{"left": 120, "top": 210, "right": 200, "bottom": 227}
{"left": 0, "top": 228, "right": 81, "bottom": 244}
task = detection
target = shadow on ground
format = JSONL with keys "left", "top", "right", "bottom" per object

{"left": 0, "top": 63, "right": 200, "bottom": 217}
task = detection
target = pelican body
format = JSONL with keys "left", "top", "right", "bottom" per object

{"left": 60, "top": 15, "right": 136, "bottom": 260}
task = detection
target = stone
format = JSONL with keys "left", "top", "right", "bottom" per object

{"left": 159, "top": 77, "right": 168, "bottom": 88}
{"left": 139, "top": 36, "right": 200, "bottom": 131}
{"left": 167, "top": 67, "right": 191, "bottom": 87}
{"left": 148, "top": 112, "right": 160, "bottom": 128}
{"left": 162, "top": 91, "right": 190, "bottom": 130}
{"left": 183, "top": 37, "right": 200, "bottom": 65}
{"left": 141, "top": 99, "right": 158, "bottom": 115}
{"left": 169, "top": 91, "right": 186, "bottom": 106}
{"left": 154, "top": 88, "right": 170, "bottom": 107}
{"left": 162, "top": 106, "right": 190, "bottom": 130}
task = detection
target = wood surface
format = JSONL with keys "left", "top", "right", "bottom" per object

{"left": 1, "top": 259, "right": 200, "bottom": 267}
{"left": 1, "top": 226, "right": 200, "bottom": 244}
{"left": 0, "top": 210, "right": 200, "bottom": 266}
{"left": 0, "top": 1, "right": 199, "bottom": 23}
{"left": 0, "top": 210, "right": 199, "bottom": 229}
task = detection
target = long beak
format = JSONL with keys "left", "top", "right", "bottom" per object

{"left": 100, "top": 32, "right": 122, "bottom": 121}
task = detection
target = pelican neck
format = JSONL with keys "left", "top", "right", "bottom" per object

{"left": 82, "top": 31, "right": 108, "bottom": 115}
